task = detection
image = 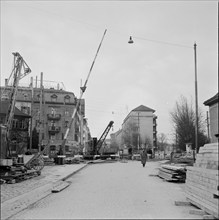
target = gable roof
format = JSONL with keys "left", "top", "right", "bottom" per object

{"left": 132, "top": 105, "right": 155, "bottom": 113}
{"left": 203, "top": 93, "right": 218, "bottom": 106}
{"left": 0, "top": 101, "right": 31, "bottom": 118}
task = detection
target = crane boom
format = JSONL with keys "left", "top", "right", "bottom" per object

{"left": 59, "top": 29, "right": 107, "bottom": 154}
{"left": 4, "top": 52, "right": 31, "bottom": 157}
{"left": 95, "top": 121, "right": 114, "bottom": 154}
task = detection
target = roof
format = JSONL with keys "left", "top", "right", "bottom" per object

{"left": 132, "top": 105, "right": 155, "bottom": 113}
{"left": 203, "top": 93, "right": 218, "bottom": 106}
{"left": 0, "top": 101, "right": 31, "bottom": 118}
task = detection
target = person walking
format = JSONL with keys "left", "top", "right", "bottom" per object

{"left": 140, "top": 149, "right": 148, "bottom": 167}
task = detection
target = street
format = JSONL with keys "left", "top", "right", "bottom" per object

{"left": 10, "top": 160, "right": 201, "bottom": 219}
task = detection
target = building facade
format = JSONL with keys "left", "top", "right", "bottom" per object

{"left": 0, "top": 101, "right": 30, "bottom": 157}
{"left": 0, "top": 83, "right": 89, "bottom": 157}
{"left": 112, "top": 105, "right": 157, "bottom": 154}
{"left": 204, "top": 93, "right": 218, "bottom": 143}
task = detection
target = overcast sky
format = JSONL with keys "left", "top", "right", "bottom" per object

{"left": 1, "top": 1, "right": 218, "bottom": 142}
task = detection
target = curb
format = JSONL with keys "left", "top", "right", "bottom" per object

{"left": 61, "top": 163, "right": 89, "bottom": 181}
{"left": 1, "top": 163, "right": 89, "bottom": 220}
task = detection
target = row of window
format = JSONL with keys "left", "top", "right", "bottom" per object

{"left": 36, "top": 94, "right": 72, "bottom": 103}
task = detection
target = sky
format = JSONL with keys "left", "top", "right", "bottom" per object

{"left": 1, "top": 1, "right": 218, "bottom": 143}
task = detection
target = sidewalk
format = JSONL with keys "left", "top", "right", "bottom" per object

{"left": 1, "top": 162, "right": 89, "bottom": 220}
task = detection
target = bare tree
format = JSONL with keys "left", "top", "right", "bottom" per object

{"left": 170, "top": 95, "right": 208, "bottom": 152}
{"left": 122, "top": 121, "right": 138, "bottom": 151}
{"left": 157, "top": 133, "right": 167, "bottom": 151}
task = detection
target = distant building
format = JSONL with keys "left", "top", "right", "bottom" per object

{"left": 204, "top": 93, "right": 218, "bottom": 143}
{"left": 112, "top": 105, "right": 157, "bottom": 154}
{"left": 0, "top": 82, "right": 89, "bottom": 157}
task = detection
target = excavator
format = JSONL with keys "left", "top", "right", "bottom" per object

{"left": 83, "top": 121, "right": 116, "bottom": 160}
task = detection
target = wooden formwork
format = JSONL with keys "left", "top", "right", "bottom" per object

{"left": 185, "top": 143, "right": 219, "bottom": 219}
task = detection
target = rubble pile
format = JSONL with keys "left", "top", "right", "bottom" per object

{"left": 185, "top": 143, "right": 219, "bottom": 219}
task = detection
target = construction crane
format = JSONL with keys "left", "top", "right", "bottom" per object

{"left": 95, "top": 121, "right": 114, "bottom": 155}
{"left": 57, "top": 29, "right": 107, "bottom": 158}
{"left": 2, "top": 52, "right": 31, "bottom": 158}
{"left": 83, "top": 121, "right": 115, "bottom": 160}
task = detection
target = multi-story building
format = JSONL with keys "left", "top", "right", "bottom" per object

{"left": 112, "top": 105, "right": 157, "bottom": 155}
{"left": 0, "top": 81, "right": 89, "bottom": 157}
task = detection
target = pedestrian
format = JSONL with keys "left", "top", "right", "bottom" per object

{"left": 140, "top": 149, "right": 148, "bottom": 167}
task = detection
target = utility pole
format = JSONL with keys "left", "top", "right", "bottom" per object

{"left": 194, "top": 42, "right": 199, "bottom": 154}
{"left": 38, "top": 72, "right": 43, "bottom": 152}
{"left": 138, "top": 112, "right": 140, "bottom": 153}
{"left": 29, "top": 77, "right": 34, "bottom": 151}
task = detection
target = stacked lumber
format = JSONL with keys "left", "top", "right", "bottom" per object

{"left": 0, "top": 168, "right": 41, "bottom": 184}
{"left": 185, "top": 142, "right": 219, "bottom": 219}
{"left": 158, "top": 164, "right": 186, "bottom": 182}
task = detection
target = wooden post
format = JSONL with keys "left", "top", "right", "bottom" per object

{"left": 38, "top": 72, "right": 43, "bottom": 152}
{"left": 29, "top": 77, "right": 34, "bottom": 151}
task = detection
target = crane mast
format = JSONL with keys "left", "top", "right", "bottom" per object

{"left": 3, "top": 52, "right": 31, "bottom": 158}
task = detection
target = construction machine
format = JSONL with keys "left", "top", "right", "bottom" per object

{"left": 1, "top": 52, "right": 31, "bottom": 161}
{"left": 83, "top": 121, "right": 116, "bottom": 160}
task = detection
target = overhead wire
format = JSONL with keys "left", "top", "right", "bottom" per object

{"left": 22, "top": 4, "right": 192, "bottom": 49}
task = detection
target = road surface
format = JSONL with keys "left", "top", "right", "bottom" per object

{"left": 10, "top": 160, "right": 201, "bottom": 219}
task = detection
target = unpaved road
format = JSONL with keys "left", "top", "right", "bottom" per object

{"left": 10, "top": 160, "right": 201, "bottom": 219}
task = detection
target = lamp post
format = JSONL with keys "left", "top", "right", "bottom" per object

{"left": 128, "top": 37, "right": 199, "bottom": 157}
{"left": 194, "top": 43, "right": 199, "bottom": 154}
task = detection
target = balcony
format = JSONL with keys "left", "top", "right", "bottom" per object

{"left": 48, "top": 126, "right": 61, "bottom": 134}
{"left": 47, "top": 113, "right": 61, "bottom": 120}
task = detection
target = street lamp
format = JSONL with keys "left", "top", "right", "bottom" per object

{"left": 128, "top": 37, "right": 199, "bottom": 156}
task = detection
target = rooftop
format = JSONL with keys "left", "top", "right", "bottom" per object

{"left": 132, "top": 105, "right": 155, "bottom": 113}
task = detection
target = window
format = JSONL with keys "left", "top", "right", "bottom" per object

{"left": 37, "top": 94, "right": 40, "bottom": 101}
{"left": 64, "top": 95, "right": 70, "bottom": 103}
{"left": 51, "top": 107, "right": 56, "bottom": 115}
{"left": 50, "top": 135, "right": 56, "bottom": 140}
{"left": 51, "top": 94, "right": 57, "bottom": 102}
{"left": 50, "top": 145, "right": 56, "bottom": 151}
{"left": 50, "top": 120, "right": 56, "bottom": 127}
{"left": 23, "top": 93, "right": 28, "bottom": 100}
{"left": 65, "top": 121, "right": 69, "bottom": 127}
{"left": 65, "top": 110, "right": 69, "bottom": 116}
{"left": 21, "top": 106, "right": 30, "bottom": 115}
{"left": 65, "top": 145, "right": 69, "bottom": 152}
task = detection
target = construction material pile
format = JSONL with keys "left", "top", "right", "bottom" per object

{"left": 172, "top": 152, "right": 194, "bottom": 165}
{"left": 185, "top": 143, "right": 219, "bottom": 219}
{"left": 158, "top": 164, "right": 186, "bottom": 182}
{"left": 0, "top": 165, "right": 41, "bottom": 184}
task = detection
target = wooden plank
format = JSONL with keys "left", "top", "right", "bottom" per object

{"left": 158, "top": 172, "right": 179, "bottom": 182}
{"left": 189, "top": 209, "right": 207, "bottom": 215}
{"left": 203, "top": 214, "right": 217, "bottom": 219}
{"left": 186, "top": 174, "right": 218, "bottom": 187}
{"left": 174, "top": 201, "right": 191, "bottom": 206}
{"left": 186, "top": 196, "right": 219, "bottom": 219}
{"left": 161, "top": 164, "right": 186, "bottom": 171}
{"left": 186, "top": 167, "right": 218, "bottom": 176}
{"left": 186, "top": 188, "right": 219, "bottom": 212}
{"left": 186, "top": 179, "right": 218, "bottom": 195}
{"left": 52, "top": 181, "right": 70, "bottom": 193}
{"left": 186, "top": 185, "right": 218, "bottom": 207}
{"left": 159, "top": 167, "right": 178, "bottom": 175}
